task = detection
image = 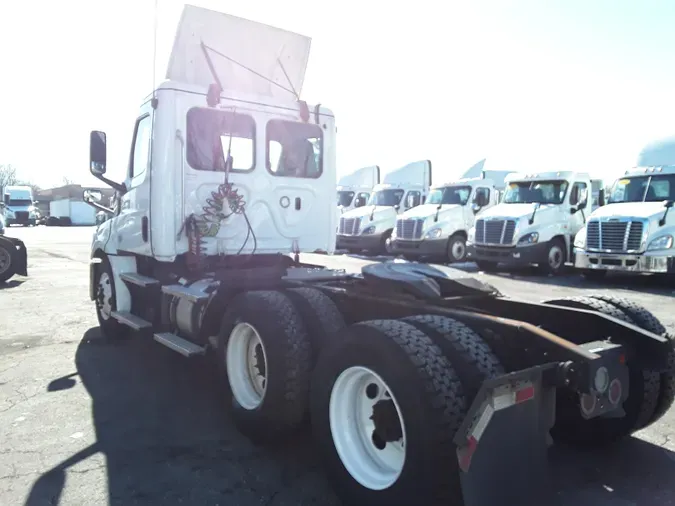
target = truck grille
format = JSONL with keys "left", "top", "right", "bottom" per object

{"left": 586, "top": 220, "right": 644, "bottom": 252}
{"left": 475, "top": 219, "right": 516, "bottom": 245}
{"left": 338, "top": 217, "right": 361, "bottom": 235}
{"left": 396, "top": 219, "right": 424, "bottom": 240}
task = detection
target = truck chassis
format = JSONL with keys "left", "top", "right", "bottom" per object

{"left": 90, "top": 254, "right": 674, "bottom": 506}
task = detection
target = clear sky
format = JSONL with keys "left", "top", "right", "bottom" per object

{"left": 1, "top": 0, "right": 674, "bottom": 189}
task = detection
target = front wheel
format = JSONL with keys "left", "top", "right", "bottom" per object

{"left": 537, "top": 238, "right": 566, "bottom": 275}
{"left": 311, "top": 320, "right": 466, "bottom": 506}
{"left": 93, "top": 255, "right": 130, "bottom": 340}
{"left": 447, "top": 234, "right": 467, "bottom": 263}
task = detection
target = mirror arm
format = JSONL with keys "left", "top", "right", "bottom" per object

{"left": 84, "top": 199, "right": 114, "bottom": 215}
{"left": 94, "top": 173, "right": 126, "bottom": 194}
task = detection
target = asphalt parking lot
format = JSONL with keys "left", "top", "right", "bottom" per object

{"left": 1, "top": 226, "right": 674, "bottom": 506}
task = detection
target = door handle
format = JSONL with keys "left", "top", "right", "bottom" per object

{"left": 295, "top": 197, "right": 301, "bottom": 210}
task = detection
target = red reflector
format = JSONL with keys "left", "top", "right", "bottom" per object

{"left": 515, "top": 385, "right": 535, "bottom": 404}
{"left": 458, "top": 436, "right": 478, "bottom": 473}
{"left": 619, "top": 354, "right": 626, "bottom": 365}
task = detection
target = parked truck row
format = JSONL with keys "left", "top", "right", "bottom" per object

{"left": 74, "top": 5, "right": 675, "bottom": 506}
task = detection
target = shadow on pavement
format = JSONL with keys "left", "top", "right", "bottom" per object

{"left": 0, "top": 279, "right": 25, "bottom": 290}
{"left": 23, "top": 327, "right": 675, "bottom": 506}
{"left": 25, "top": 327, "right": 337, "bottom": 506}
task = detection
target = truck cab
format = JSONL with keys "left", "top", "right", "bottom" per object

{"left": 2, "top": 186, "right": 38, "bottom": 226}
{"left": 337, "top": 165, "right": 380, "bottom": 215}
{"left": 574, "top": 136, "right": 675, "bottom": 280}
{"left": 336, "top": 160, "right": 431, "bottom": 254}
{"left": 390, "top": 175, "right": 504, "bottom": 263}
{"left": 467, "top": 171, "right": 602, "bottom": 275}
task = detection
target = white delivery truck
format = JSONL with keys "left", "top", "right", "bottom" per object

{"left": 467, "top": 171, "right": 604, "bottom": 275}
{"left": 390, "top": 171, "right": 510, "bottom": 262}
{"left": 81, "top": 6, "right": 675, "bottom": 506}
{"left": 1, "top": 185, "right": 39, "bottom": 226}
{"left": 336, "top": 160, "right": 431, "bottom": 254}
{"left": 337, "top": 165, "right": 380, "bottom": 214}
{"left": 49, "top": 198, "right": 98, "bottom": 225}
{"left": 574, "top": 136, "right": 675, "bottom": 280}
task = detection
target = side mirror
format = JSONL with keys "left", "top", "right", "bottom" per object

{"left": 394, "top": 204, "right": 400, "bottom": 211}
{"left": 664, "top": 200, "right": 674, "bottom": 209}
{"left": 598, "top": 188, "right": 606, "bottom": 207}
{"left": 90, "top": 131, "right": 107, "bottom": 176}
{"left": 471, "top": 202, "right": 481, "bottom": 214}
{"left": 83, "top": 189, "right": 103, "bottom": 203}
{"left": 354, "top": 197, "right": 365, "bottom": 208}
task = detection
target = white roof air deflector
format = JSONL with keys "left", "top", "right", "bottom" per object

{"left": 166, "top": 4, "right": 312, "bottom": 100}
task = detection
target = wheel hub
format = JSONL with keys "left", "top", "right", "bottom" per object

{"left": 370, "top": 397, "right": 403, "bottom": 443}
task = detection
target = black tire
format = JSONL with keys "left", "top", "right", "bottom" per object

{"left": 542, "top": 296, "right": 660, "bottom": 445}
{"left": 284, "top": 287, "right": 346, "bottom": 360}
{"left": 218, "top": 290, "right": 312, "bottom": 442}
{"left": 93, "top": 255, "right": 130, "bottom": 340}
{"left": 46, "top": 216, "right": 59, "bottom": 226}
{"left": 402, "top": 315, "right": 504, "bottom": 403}
{"left": 586, "top": 294, "right": 675, "bottom": 427}
{"left": 0, "top": 238, "right": 18, "bottom": 283}
{"left": 310, "top": 319, "right": 466, "bottom": 506}
{"left": 475, "top": 260, "right": 498, "bottom": 272}
{"left": 537, "top": 238, "right": 566, "bottom": 275}
{"left": 447, "top": 234, "right": 467, "bottom": 263}
{"left": 59, "top": 217, "right": 72, "bottom": 226}
{"left": 580, "top": 269, "right": 606, "bottom": 281}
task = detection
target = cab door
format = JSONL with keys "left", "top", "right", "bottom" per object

{"left": 115, "top": 104, "right": 153, "bottom": 254}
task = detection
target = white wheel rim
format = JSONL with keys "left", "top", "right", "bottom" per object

{"left": 451, "top": 240, "right": 465, "bottom": 260}
{"left": 97, "top": 272, "right": 113, "bottom": 319}
{"left": 385, "top": 237, "right": 393, "bottom": 254}
{"left": 548, "top": 245, "right": 563, "bottom": 269}
{"left": 0, "top": 246, "right": 10, "bottom": 274}
{"left": 226, "top": 322, "right": 267, "bottom": 410}
{"left": 329, "top": 366, "right": 407, "bottom": 490}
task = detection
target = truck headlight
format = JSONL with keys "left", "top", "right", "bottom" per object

{"left": 647, "top": 235, "right": 673, "bottom": 251}
{"left": 574, "top": 228, "right": 586, "bottom": 248}
{"left": 361, "top": 226, "right": 376, "bottom": 235}
{"left": 424, "top": 228, "right": 442, "bottom": 239}
{"left": 518, "top": 232, "right": 539, "bottom": 245}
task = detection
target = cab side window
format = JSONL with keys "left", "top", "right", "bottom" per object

{"left": 570, "top": 182, "right": 588, "bottom": 207}
{"left": 474, "top": 187, "right": 490, "bottom": 205}
{"left": 129, "top": 114, "right": 152, "bottom": 179}
{"left": 406, "top": 191, "right": 421, "bottom": 208}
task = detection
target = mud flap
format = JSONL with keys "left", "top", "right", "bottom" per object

{"left": 454, "top": 364, "right": 558, "bottom": 506}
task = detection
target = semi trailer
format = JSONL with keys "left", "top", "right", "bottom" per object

{"left": 85, "top": 5, "right": 675, "bottom": 506}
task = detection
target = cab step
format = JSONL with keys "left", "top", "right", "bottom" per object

{"left": 161, "top": 284, "right": 210, "bottom": 303}
{"left": 120, "top": 272, "right": 159, "bottom": 288}
{"left": 111, "top": 311, "right": 152, "bottom": 330}
{"left": 154, "top": 332, "right": 206, "bottom": 357}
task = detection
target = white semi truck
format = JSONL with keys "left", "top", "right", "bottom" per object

{"left": 337, "top": 165, "right": 380, "bottom": 214}
{"left": 84, "top": 5, "right": 674, "bottom": 506}
{"left": 574, "top": 136, "right": 675, "bottom": 280}
{"left": 1, "top": 185, "right": 39, "bottom": 226}
{"left": 467, "top": 171, "right": 604, "bottom": 275}
{"left": 390, "top": 171, "right": 510, "bottom": 263}
{"left": 336, "top": 160, "right": 431, "bottom": 254}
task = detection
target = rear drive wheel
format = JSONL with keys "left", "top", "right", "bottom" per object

{"left": 586, "top": 294, "right": 675, "bottom": 427}
{"left": 311, "top": 320, "right": 466, "bottom": 506}
{"left": 542, "top": 296, "right": 660, "bottom": 445}
{"left": 538, "top": 238, "right": 566, "bottom": 275}
{"left": 0, "top": 238, "right": 17, "bottom": 283}
{"left": 447, "top": 235, "right": 467, "bottom": 263}
{"left": 219, "top": 290, "right": 312, "bottom": 442}
{"left": 93, "top": 255, "right": 130, "bottom": 340}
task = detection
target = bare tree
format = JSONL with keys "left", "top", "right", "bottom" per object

{"left": 62, "top": 176, "right": 75, "bottom": 186}
{"left": 0, "top": 164, "right": 19, "bottom": 195}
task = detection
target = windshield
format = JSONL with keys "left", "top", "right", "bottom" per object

{"left": 368, "top": 189, "right": 404, "bottom": 206}
{"left": 337, "top": 191, "right": 355, "bottom": 207}
{"left": 609, "top": 174, "right": 675, "bottom": 203}
{"left": 502, "top": 180, "right": 569, "bottom": 204}
{"left": 427, "top": 186, "right": 472, "bottom": 206}
{"left": 8, "top": 199, "right": 32, "bottom": 207}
